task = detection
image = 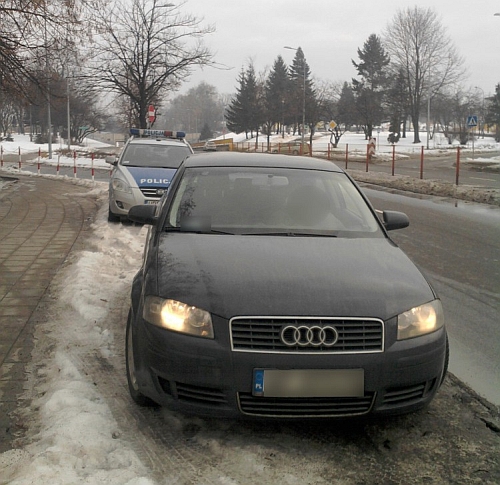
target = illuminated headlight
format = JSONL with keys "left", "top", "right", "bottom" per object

{"left": 143, "top": 296, "right": 214, "bottom": 339}
{"left": 397, "top": 300, "right": 444, "bottom": 340}
{"left": 111, "top": 177, "right": 132, "bottom": 193}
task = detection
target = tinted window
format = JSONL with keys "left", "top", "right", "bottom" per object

{"left": 166, "top": 167, "right": 382, "bottom": 236}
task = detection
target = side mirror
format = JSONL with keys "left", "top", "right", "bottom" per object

{"left": 105, "top": 155, "right": 117, "bottom": 165}
{"left": 128, "top": 205, "right": 157, "bottom": 225}
{"left": 382, "top": 210, "right": 409, "bottom": 231}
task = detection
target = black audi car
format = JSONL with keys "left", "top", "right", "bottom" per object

{"left": 126, "top": 152, "right": 448, "bottom": 419}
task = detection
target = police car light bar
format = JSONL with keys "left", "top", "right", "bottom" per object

{"left": 130, "top": 128, "right": 186, "bottom": 139}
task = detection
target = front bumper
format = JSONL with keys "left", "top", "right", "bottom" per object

{"left": 109, "top": 187, "right": 159, "bottom": 216}
{"left": 132, "top": 313, "right": 447, "bottom": 419}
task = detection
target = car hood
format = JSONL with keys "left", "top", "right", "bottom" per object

{"left": 124, "top": 166, "right": 177, "bottom": 187}
{"left": 155, "top": 234, "right": 435, "bottom": 321}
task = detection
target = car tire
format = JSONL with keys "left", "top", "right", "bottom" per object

{"left": 108, "top": 207, "right": 121, "bottom": 223}
{"left": 126, "top": 310, "right": 157, "bottom": 407}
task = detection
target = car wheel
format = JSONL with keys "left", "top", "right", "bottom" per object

{"left": 108, "top": 207, "right": 121, "bottom": 223}
{"left": 126, "top": 310, "right": 157, "bottom": 406}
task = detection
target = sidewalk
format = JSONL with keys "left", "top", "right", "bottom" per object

{"left": 0, "top": 173, "right": 100, "bottom": 452}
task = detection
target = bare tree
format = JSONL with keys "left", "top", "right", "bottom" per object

{"left": 89, "top": 0, "right": 214, "bottom": 129}
{"left": 384, "top": 6, "right": 465, "bottom": 143}
{"left": 1, "top": 0, "right": 99, "bottom": 98}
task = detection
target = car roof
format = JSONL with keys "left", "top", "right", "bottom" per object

{"left": 184, "top": 152, "right": 344, "bottom": 172}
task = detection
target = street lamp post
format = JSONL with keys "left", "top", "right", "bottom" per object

{"left": 43, "top": 9, "right": 52, "bottom": 159}
{"left": 426, "top": 96, "right": 431, "bottom": 150}
{"left": 284, "top": 46, "right": 306, "bottom": 151}
{"left": 66, "top": 77, "right": 71, "bottom": 150}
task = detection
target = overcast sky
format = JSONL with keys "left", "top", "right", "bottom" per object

{"left": 177, "top": 0, "right": 500, "bottom": 98}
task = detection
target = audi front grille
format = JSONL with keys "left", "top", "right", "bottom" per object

{"left": 230, "top": 317, "right": 384, "bottom": 353}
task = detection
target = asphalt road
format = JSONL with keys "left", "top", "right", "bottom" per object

{"left": 341, "top": 153, "right": 500, "bottom": 189}
{"left": 364, "top": 187, "right": 500, "bottom": 407}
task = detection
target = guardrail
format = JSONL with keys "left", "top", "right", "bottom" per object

{"left": 0, "top": 145, "right": 111, "bottom": 181}
{"left": 229, "top": 140, "right": 484, "bottom": 186}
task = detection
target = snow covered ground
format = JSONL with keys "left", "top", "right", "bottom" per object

{"left": 0, "top": 131, "right": 499, "bottom": 483}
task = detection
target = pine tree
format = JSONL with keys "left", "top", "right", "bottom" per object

{"left": 244, "top": 63, "right": 263, "bottom": 138}
{"left": 225, "top": 63, "right": 263, "bottom": 139}
{"left": 288, "top": 47, "right": 314, "bottom": 136}
{"left": 337, "top": 82, "right": 357, "bottom": 131}
{"left": 386, "top": 68, "right": 408, "bottom": 143}
{"left": 485, "top": 83, "right": 500, "bottom": 142}
{"left": 200, "top": 122, "right": 212, "bottom": 141}
{"left": 264, "top": 55, "right": 290, "bottom": 138}
{"left": 352, "top": 34, "right": 390, "bottom": 139}
{"left": 225, "top": 68, "right": 248, "bottom": 136}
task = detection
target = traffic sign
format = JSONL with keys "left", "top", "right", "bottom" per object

{"left": 328, "top": 120, "right": 337, "bottom": 130}
{"left": 466, "top": 115, "right": 478, "bottom": 128}
{"left": 147, "top": 105, "right": 156, "bottom": 124}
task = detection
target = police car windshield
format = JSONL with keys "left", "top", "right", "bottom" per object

{"left": 120, "top": 144, "right": 190, "bottom": 168}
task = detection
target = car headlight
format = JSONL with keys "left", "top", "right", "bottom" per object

{"left": 143, "top": 296, "right": 214, "bottom": 339}
{"left": 111, "top": 177, "right": 132, "bottom": 193}
{"left": 397, "top": 300, "right": 444, "bottom": 340}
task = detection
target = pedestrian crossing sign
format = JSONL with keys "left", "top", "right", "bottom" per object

{"left": 467, "top": 115, "right": 478, "bottom": 127}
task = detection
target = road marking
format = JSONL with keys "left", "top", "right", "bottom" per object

{"left": 469, "top": 177, "right": 497, "bottom": 182}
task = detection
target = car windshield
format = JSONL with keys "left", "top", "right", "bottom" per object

{"left": 120, "top": 143, "right": 190, "bottom": 168}
{"left": 165, "top": 166, "right": 383, "bottom": 237}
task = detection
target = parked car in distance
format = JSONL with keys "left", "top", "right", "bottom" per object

{"left": 106, "top": 128, "right": 193, "bottom": 222}
{"left": 272, "top": 141, "right": 310, "bottom": 155}
{"left": 203, "top": 140, "right": 217, "bottom": 151}
{"left": 126, "top": 152, "right": 448, "bottom": 419}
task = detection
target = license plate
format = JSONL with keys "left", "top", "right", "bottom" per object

{"left": 252, "top": 369, "right": 364, "bottom": 398}
{"left": 146, "top": 200, "right": 159, "bottom": 205}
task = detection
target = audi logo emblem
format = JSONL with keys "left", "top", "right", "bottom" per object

{"left": 280, "top": 325, "right": 339, "bottom": 347}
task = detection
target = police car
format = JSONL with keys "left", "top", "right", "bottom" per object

{"left": 106, "top": 128, "right": 193, "bottom": 222}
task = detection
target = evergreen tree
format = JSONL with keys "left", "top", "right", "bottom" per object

{"left": 288, "top": 47, "right": 314, "bottom": 137}
{"left": 264, "top": 55, "right": 290, "bottom": 140}
{"left": 352, "top": 34, "right": 390, "bottom": 138}
{"left": 225, "top": 63, "right": 263, "bottom": 139}
{"left": 337, "top": 82, "right": 357, "bottom": 131}
{"left": 485, "top": 83, "right": 500, "bottom": 142}
{"left": 200, "top": 122, "right": 212, "bottom": 141}
{"left": 244, "top": 63, "right": 263, "bottom": 139}
{"left": 386, "top": 68, "right": 408, "bottom": 143}
{"left": 225, "top": 68, "right": 248, "bottom": 136}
